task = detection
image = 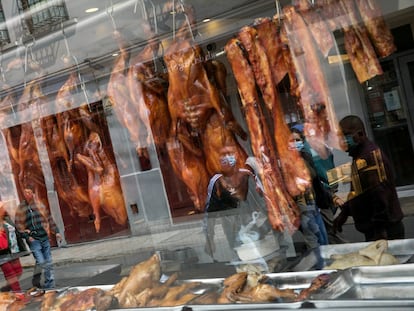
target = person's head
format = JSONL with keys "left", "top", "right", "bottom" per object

{"left": 290, "top": 127, "right": 305, "bottom": 151}
{"left": 219, "top": 145, "right": 238, "bottom": 173}
{"left": 339, "top": 115, "right": 367, "bottom": 152}
{"left": 23, "top": 188, "right": 34, "bottom": 202}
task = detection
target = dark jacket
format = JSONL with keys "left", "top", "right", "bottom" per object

{"left": 342, "top": 139, "right": 404, "bottom": 234}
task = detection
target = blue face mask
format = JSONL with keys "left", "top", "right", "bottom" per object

{"left": 220, "top": 154, "right": 236, "bottom": 167}
{"left": 294, "top": 141, "right": 304, "bottom": 151}
{"left": 345, "top": 135, "right": 358, "bottom": 151}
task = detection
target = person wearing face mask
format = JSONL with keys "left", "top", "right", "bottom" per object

{"left": 290, "top": 128, "right": 328, "bottom": 270}
{"left": 334, "top": 115, "right": 405, "bottom": 242}
{"left": 203, "top": 145, "right": 272, "bottom": 261}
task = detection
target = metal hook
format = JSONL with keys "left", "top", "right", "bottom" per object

{"left": 275, "top": 0, "right": 282, "bottom": 24}
{"left": 147, "top": 0, "right": 158, "bottom": 34}
{"left": 179, "top": 0, "right": 194, "bottom": 41}
{"left": 106, "top": 0, "right": 117, "bottom": 30}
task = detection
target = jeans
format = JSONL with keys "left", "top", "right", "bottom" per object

{"left": 29, "top": 239, "right": 55, "bottom": 288}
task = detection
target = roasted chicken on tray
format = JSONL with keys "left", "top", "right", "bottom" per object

{"left": 0, "top": 253, "right": 341, "bottom": 310}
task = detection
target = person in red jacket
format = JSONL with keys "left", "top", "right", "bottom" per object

{"left": 0, "top": 203, "right": 23, "bottom": 292}
{"left": 334, "top": 115, "right": 405, "bottom": 241}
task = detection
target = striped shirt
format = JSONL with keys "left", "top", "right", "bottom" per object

{"left": 15, "top": 200, "right": 59, "bottom": 242}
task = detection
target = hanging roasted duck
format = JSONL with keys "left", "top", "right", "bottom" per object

{"left": 76, "top": 132, "right": 127, "bottom": 232}
{"left": 166, "top": 135, "right": 209, "bottom": 213}
{"left": 238, "top": 24, "right": 311, "bottom": 198}
{"left": 163, "top": 3, "right": 245, "bottom": 155}
{"left": 225, "top": 38, "right": 300, "bottom": 233}
{"left": 107, "top": 31, "right": 148, "bottom": 158}
{"left": 41, "top": 114, "right": 92, "bottom": 219}
{"left": 282, "top": 5, "right": 345, "bottom": 159}
{"left": 128, "top": 36, "right": 171, "bottom": 151}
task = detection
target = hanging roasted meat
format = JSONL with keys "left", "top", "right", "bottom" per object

{"left": 238, "top": 25, "right": 311, "bottom": 198}
{"left": 282, "top": 5, "right": 345, "bottom": 158}
{"left": 76, "top": 132, "right": 127, "bottom": 232}
{"left": 107, "top": 31, "right": 147, "bottom": 156}
{"left": 55, "top": 72, "right": 90, "bottom": 172}
{"left": 293, "top": 0, "right": 334, "bottom": 58}
{"left": 225, "top": 38, "right": 300, "bottom": 233}
{"left": 202, "top": 112, "right": 247, "bottom": 175}
{"left": 254, "top": 17, "right": 289, "bottom": 86}
{"left": 339, "top": 0, "right": 384, "bottom": 83}
{"left": 316, "top": 0, "right": 383, "bottom": 83}
{"left": 164, "top": 10, "right": 245, "bottom": 153}
{"left": 354, "top": 0, "right": 397, "bottom": 58}
{"left": 166, "top": 136, "right": 209, "bottom": 213}
{"left": 128, "top": 37, "right": 171, "bottom": 150}
{"left": 41, "top": 115, "right": 92, "bottom": 219}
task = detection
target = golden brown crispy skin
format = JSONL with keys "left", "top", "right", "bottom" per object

{"left": 202, "top": 112, "right": 247, "bottom": 176}
{"left": 76, "top": 132, "right": 127, "bottom": 232}
{"left": 354, "top": 0, "right": 397, "bottom": 58}
{"left": 116, "top": 253, "right": 161, "bottom": 306}
{"left": 225, "top": 38, "right": 300, "bottom": 233}
{"left": 128, "top": 38, "right": 171, "bottom": 149}
{"left": 166, "top": 136, "right": 209, "bottom": 212}
{"left": 238, "top": 283, "right": 298, "bottom": 302}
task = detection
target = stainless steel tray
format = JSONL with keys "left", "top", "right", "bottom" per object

{"left": 62, "top": 264, "right": 414, "bottom": 309}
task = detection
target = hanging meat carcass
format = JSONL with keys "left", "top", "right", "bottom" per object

{"left": 282, "top": 5, "right": 345, "bottom": 158}
{"left": 107, "top": 31, "right": 148, "bottom": 158}
{"left": 202, "top": 112, "right": 248, "bottom": 176}
{"left": 225, "top": 38, "right": 300, "bottom": 233}
{"left": 354, "top": 0, "right": 397, "bottom": 58}
{"left": 41, "top": 115, "right": 92, "bottom": 219}
{"left": 292, "top": 0, "right": 334, "bottom": 58}
{"left": 166, "top": 135, "right": 209, "bottom": 213}
{"left": 316, "top": 0, "right": 383, "bottom": 83}
{"left": 238, "top": 24, "right": 311, "bottom": 198}
{"left": 128, "top": 37, "right": 171, "bottom": 151}
{"left": 76, "top": 132, "right": 127, "bottom": 232}
{"left": 163, "top": 4, "right": 245, "bottom": 154}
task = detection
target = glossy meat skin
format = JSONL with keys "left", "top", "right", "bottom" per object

{"left": 339, "top": 0, "right": 383, "bottom": 83}
{"left": 107, "top": 31, "right": 146, "bottom": 155}
{"left": 202, "top": 112, "right": 247, "bottom": 175}
{"left": 293, "top": 0, "right": 334, "bottom": 58}
{"left": 283, "top": 5, "right": 345, "bottom": 158}
{"left": 76, "top": 132, "right": 127, "bottom": 232}
{"left": 166, "top": 136, "right": 209, "bottom": 212}
{"left": 354, "top": 0, "right": 396, "bottom": 58}
{"left": 225, "top": 38, "right": 300, "bottom": 233}
{"left": 115, "top": 253, "right": 161, "bottom": 307}
{"left": 41, "top": 115, "right": 91, "bottom": 218}
{"left": 164, "top": 38, "right": 223, "bottom": 137}
{"left": 128, "top": 38, "right": 171, "bottom": 149}
{"left": 238, "top": 25, "right": 310, "bottom": 197}
{"left": 254, "top": 17, "right": 289, "bottom": 85}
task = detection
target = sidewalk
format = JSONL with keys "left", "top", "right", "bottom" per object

{"left": 16, "top": 196, "right": 414, "bottom": 268}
